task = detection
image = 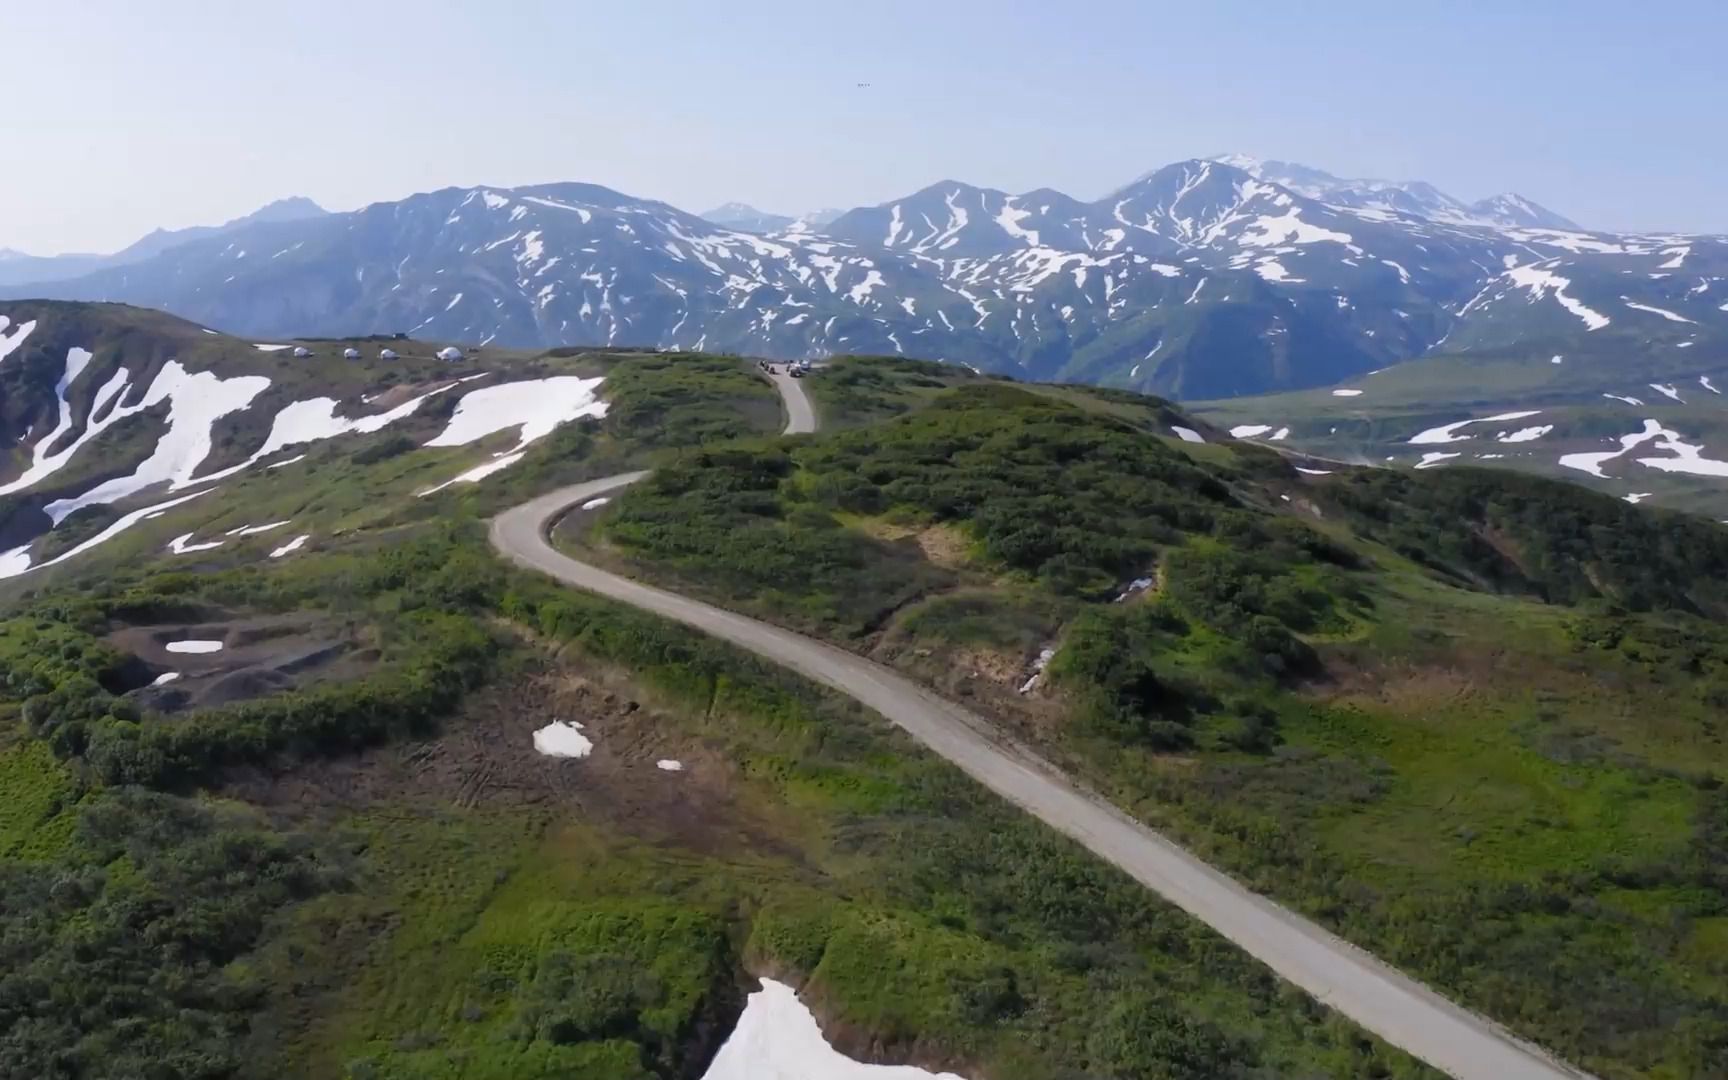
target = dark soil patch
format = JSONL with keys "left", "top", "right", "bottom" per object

{"left": 226, "top": 654, "right": 800, "bottom": 861}
{"left": 108, "top": 612, "right": 377, "bottom": 712}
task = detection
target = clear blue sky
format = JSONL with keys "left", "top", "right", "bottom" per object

{"left": 6, "top": 0, "right": 1724, "bottom": 254}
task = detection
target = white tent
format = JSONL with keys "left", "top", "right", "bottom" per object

{"left": 343, "top": 347, "right": 360, "bottom": 360}
{"left": 291, "top": 346, "right": 312, "bottom": 358}
{"left": 379, "top": 348, "right": 398, "bottom": 361}
{"left": 436, "top": 346, "right": 463, "bottom": 362}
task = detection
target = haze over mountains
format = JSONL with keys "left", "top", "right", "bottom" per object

{"left": 5, "top": 156, "right": 1722, "bottom": 399}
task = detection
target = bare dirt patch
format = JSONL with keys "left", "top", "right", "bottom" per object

{"left": 108, "top": 612, "right": 378, "bottom": 711}
{"left": 227, "top": 653, "right": 799, "bottom": 860}
{"left": 914, "top": 524, "right": 971, "bottom": 568}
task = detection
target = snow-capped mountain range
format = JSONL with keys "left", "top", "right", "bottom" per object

{"left": 6, "top": 158, "right": 1722, "bottom": 399}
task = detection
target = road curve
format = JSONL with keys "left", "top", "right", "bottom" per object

{"left": 490, "top": 369, "right": 1593, "bottom": 1080}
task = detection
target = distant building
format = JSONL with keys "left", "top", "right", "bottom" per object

{"left": 343, "top": 347, "right": 361, "bottom": 360}
{"left": 291, "top": 346, "right": 312, "bottom": 358}
{"left": 379, "top": 348, "right": 399, "bottom": 361}
{"left": 436, "top": 346, "right": 463, "bottom": 362}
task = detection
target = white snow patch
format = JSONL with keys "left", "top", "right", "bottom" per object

{"left": 42, "top": 362, "right": 272, "bottom": 521}
{"left": 1498, "top": 265, "right": 1611, "bottom": 331}
{"left": 1603, "top": 393, "right": 1645, "bottom": 406}
{"left": 0, "top": 317, "right": 36, "bottom": 364}
{"left": 656, "top": 759, "right": 684, "bottom": 772}
{"left": 1624, "top": 493, "right": 1654, "bottom": 504}
{"left": 1498, "top": 425, "right": 1554, "bottom": 443}
{"left": 417, "top": 377, "right": 608, "bottom": 495}
{"left": 269, "top": 534, "right": 310, "bottom": 558}
{"left": 1230, "top": 425, "right": 1273, "bottom": 438}
{"left": 1415, "top": 452, "right": 1461, "bottom": 470}
{"left": 1702, "top": 376, "right": 1721, "bottom": 395}
{"left": 1295, "top": 467, "right": 1332, "bottom": 476}
{"left": 581, "top": 496, "right": 611, "bottom": 510}
{"left": 166, "top": 639, "right": 224, "bottom": 654}
{"left": 1560, "top": 419, "right": 1675, "bottom": 478}
{"left": 1332, "top": 389, "right": 1364, "bottom": 397}
{"left": 1409, "top": 410, "right": 1541, "bottom": 445}
{"left": 152, "top": 672, "right": 182, "bottom": 686}
{"left": 702, "top": 978, "right": 965, "bottom": 1080}
{"left": 1171, "top": 426, "right": 1205, "bottom": 443}
{"left": 1650, "top": 383, "right": 1685, "bottom": 403}
{"left": 253, "top": 343, "right": 293, "bottom": 352}
{"left": 1624, "top": 300, "right": 1695, "bottom": 324}
{"left": 167, "top": 532, "right": 224, "bottom": 554}
{"left": 533, "top": 720, "right": 593, "bottom": 759}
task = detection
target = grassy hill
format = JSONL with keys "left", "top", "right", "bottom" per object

{"left": 563, "top": 357, "right": 1728, "bottom": 1078}
{"left": 7, "top": 326, "right": 1728, "bottom": 1078}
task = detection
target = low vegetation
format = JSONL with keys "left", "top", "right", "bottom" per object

{"left": 580, "top": 358, "right": 1728, "bottom": 1078}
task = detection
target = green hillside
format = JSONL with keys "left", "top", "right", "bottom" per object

{"left": 5, "top": 324, "right": 1728, "bottom": 1079}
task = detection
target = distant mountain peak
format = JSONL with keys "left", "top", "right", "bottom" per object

{"left": 1202, "top": 154, "right": 1579, "bottom": 231}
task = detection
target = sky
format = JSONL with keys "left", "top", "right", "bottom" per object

{"left": 4, "top": 0, "right": 1725, "bottom": 254}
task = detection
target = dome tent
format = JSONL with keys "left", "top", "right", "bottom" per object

{"left": 436, "top": 346, "right": 463, "bottom": 362}
{"left": 291, "top": 346, "right": 312, "bottom": 358}
{"left": 379, "top": 348, "right": 398, "bottom": 361}
{"left": 343, "top": 347, "right": 361, "bottom": 360}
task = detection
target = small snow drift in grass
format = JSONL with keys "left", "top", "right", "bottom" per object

{"left": 702, "top": 978, "right": 966, "bottom": 1080}
{"left": 1702, "top": 376, "right": 1722, "bottom": 395}
{"left": 1498, "top": 425, "right": 1555, "bottom": 443}
{"left": 1018, "top": 646, "right": 1058, "bottom": 694}
{"left": 268, "top": 453, "right": 306, "bottom": 469}
{"left": 1551, "top": 355, "right": 1564, "bottom": 364}
{"left": 419, "top": 453, "right": 526, "bottom": 496}
{"left": 1623, "top": 300, "right": 1695, "bottom": 324}
{"left": 1170, "top": 426, "right": 1205, "bottom": 443}
{"left": 533, "top": 720, "right": 593, "bottom": 758}
{"left": 1270, "top": 427, "right": 1289, "bottom": 441}
{"left": 580, "top": 496, "right": 611, "bottom": 510}
{"left": 1635, "top": 428, "right": 1728, "bottom": 477}
{"left": 0, "top": 544, "right": 31, "bottom": 578}
{"left": 225, "top": 520, "right": 291, "bottom": 537}
{"left": 1560, "top": 419, "right": 1677, "bottom": 477}
{"left": 1415, "top": 452, "right": 1460, "bottom": 470}
{"left": 1295, "top": 466, "right": 1332, "bottom": 475}
{"left": 152, "top": 672, "right": 182, "bottom": 686}
{"left": 1112, "top": 577, "right": 1155, "bottom": 603}
{"left": 656, "top": 759, "right": 684, "bottom": 772}
{"left": 1230, "top": 424, "right": 1273, "bottom": 438}
{"left": 1603, "top": 393, "right": 1645, "bottom": 406}
{"left": 167, "top": 532, "right": 224, "bottom": 554}
{"left": 253, "top": 343, "right": 293, "bottom": 352}
{"left": 1409, "top": 410, "right": 1540, "bottom": 445}
{"left": 1500, "top": 264, "right": 1610, "bottom": 330}
{"left": 270, "top": 534, "right": 310, "bottom": 558}
{"left": 0, "top": 316, "right": 37, "bottom": 364}
{"left": 1624, "top": 493, "right": 1653, "bottom": 504}
{"left": 1650, "top": 383, "right": 1685, "bottom": 403}
{"left": 166, "top": 640, "right": 224, "bottom": 654}
{"left": 1332, "top": 389, "right": 1363, "bottom": 397}
{"left": 0, "top": 488, "right": 216, "bottom": 580}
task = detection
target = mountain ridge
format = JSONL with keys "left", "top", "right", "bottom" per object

{"left": 7, "top": 158, "right": 1721, "bottom": 402}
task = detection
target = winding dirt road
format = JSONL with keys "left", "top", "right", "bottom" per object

{"left": 490, "top": 367, "right": 1592, "bottom": 1080}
